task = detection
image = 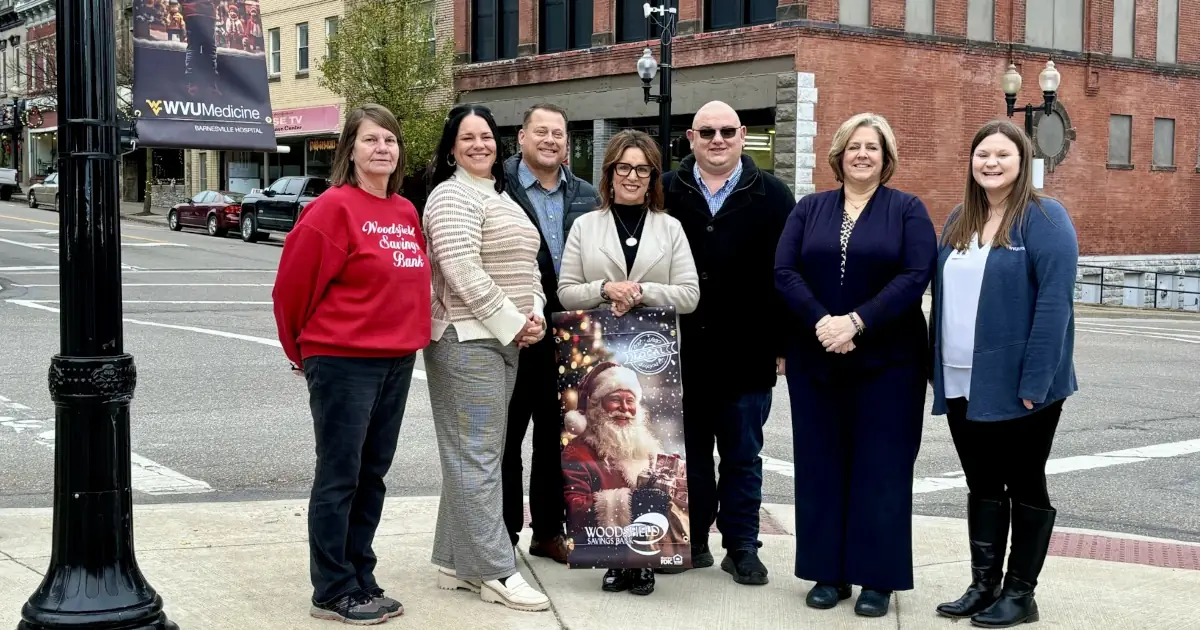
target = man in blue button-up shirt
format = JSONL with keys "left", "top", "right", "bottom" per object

{"left": 502, "top": 104, "right": 599, "bottom": 565}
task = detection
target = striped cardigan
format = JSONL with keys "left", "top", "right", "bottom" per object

{"left": 423, "top": 167, "right": 545, "bottom": 345}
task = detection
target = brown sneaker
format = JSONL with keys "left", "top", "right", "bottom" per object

{"left": 528, "top": 535, "right": 570, "bottom": 564}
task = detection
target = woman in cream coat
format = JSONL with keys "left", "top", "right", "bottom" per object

{"left": 556, "top": 129, "right": 700, "bottom": 596}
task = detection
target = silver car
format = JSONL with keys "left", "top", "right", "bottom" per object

{"left": 27, "top": 172, "right": 58, "bottom": 210}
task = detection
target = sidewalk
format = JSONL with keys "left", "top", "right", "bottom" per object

{"left": 2, "top": 498, "right": 1195, "bottom": 629}
{"left": 119, "top": 200, "right": 169, "bottom": 227}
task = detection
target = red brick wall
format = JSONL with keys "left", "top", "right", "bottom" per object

{"left": 595, "top": 0, "right": 613, "bottom": 37}
{"left": 936, "top": 0, "right": 967, "bottom": 37}
{"left": 455, "top": 0, "right": 470, "bottom": 56}
{"left": 1181, "top": 0, "right": 1200, "bottom": 64}
{"left": 451, "top": 1, "right": 1200, "bottom": 255}
{"left": 1134, "top": 0, "right": 1157, "bottom": 60}
{"left": 872, "top": 0, "right": 905, "bottom": 30}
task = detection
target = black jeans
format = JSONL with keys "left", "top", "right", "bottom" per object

{"left": 501, "top": 337, "right": 566, "bottom": 544}
{"left": 946, "top": 398, "right": 1064, "bottom": 509}
{"left": 683, "top": 388, "right": 773, "bottom": 552}
{"left": 304, "top": 354, "right": 415, "bottom": 604}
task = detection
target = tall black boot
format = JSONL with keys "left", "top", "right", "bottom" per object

{"left": 936, "top": 494, "right": 1010, "bottom": 618}
{"left": 971, "top": 503, "right": 1056, "bottom": 628}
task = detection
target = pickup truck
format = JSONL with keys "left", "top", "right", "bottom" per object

{"left": 237, "top": 175, "right": 330, "bottom": 242}
{"left": 0, "top": 167, "right": 20, "bottom": 201}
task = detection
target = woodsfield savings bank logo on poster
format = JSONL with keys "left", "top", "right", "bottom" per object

{"left": 583, "top": 512, "right": 671, "bottom": 557}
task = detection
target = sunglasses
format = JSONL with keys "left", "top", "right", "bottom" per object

{"left": 695, "top": 127, "right": 740, "bottom": 140}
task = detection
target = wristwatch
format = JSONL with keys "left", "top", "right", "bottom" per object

{"left": 600, "top": 279, "right": 611, "bottom": 302}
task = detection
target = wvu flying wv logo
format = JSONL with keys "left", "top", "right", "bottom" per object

{"left": 144, "top": 100, "right": 163, "bottom": 115}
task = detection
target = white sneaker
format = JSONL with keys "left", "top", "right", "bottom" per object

{"left": 436, "top": 567, "right": 481, "bottom": 594}
{"left": 481, "top": 572, "right": 550, "bottom": 612}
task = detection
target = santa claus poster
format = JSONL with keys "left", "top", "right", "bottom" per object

{"left": 551, "top": 305, "right": 691, "bottom": 570}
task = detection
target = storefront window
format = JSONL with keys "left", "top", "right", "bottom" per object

{"left": 29, "top": 130, "right": 56, "bottom": 178}
{"left": 569, "top": 133, "right": 592, "bottom": 183}
{"left": 268, "top": 138, "right": 305, "bottom": 181}
{"left": 743, "top": 126, "right": 775, "bottom": 174}
{"left": 306, "top": 137, "right": 336, "bottom": 179}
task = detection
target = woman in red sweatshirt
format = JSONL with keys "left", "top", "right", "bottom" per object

{"left": 272, "top": 104, "right": 431, "bottom": 625}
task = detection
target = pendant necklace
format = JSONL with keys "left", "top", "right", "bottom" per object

{"left": 614, "top": 207, "right": 647, "bottom": 247}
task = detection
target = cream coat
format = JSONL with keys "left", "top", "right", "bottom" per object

{"left": 557, "top": 208, "right": 700, "bottom": 314}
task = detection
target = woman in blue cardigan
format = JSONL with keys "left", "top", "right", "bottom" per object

{"left": 930, "top": 119, "right": 1078, "bottom": 628}
{"left": 774, "top": 113, "right": 937, "bottom": 618}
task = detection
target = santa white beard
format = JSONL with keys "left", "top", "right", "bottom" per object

{"left": 582, "top": 406, "right": 662, "bottom": 486}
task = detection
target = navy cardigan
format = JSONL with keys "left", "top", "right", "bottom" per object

{"left": 929, "top": 197, "right": 1080, "bottom": 421}
{"left": 774, "top": 185, "right": 938, "bottom": 380}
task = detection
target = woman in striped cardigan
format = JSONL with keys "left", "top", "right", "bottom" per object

{"left": 421, "top": 104, "right": 551, "bottom": 613}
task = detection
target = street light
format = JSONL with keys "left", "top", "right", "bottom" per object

{"left": 636, "top": 0, "right": 676, "bottom": 173}
{"left": 1002, "top": 60, "right": 1062, "bottom": 138}
{"left": 19, "top": 1, "right": 178, "bottom": 628}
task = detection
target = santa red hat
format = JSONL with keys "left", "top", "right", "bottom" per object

{"left": 563, "top": 361, "right": 642, "bottom": 435}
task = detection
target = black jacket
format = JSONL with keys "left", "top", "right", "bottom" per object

{"left": 503, "top": 154, "right": 599, "bottom": 314}
{"left": 663, "top": 154, "right": 795, "bottom": 394}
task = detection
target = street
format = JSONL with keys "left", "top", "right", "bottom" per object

{"left": 1, "top": 200, "right": 1198, "bottom": 544}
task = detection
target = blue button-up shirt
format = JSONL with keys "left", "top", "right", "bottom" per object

{"left": 518, "top": 161, "right": 566, "bottom": 275}
{"left": 693, "top": 161, "right": 744, "bottom": 216}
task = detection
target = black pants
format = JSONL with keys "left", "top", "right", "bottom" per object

{"left": 946, "top": 398, "right": 1063, "bottom": 509}
{"left": 304, "top": 354, "right": 415, "bottom": 604}
{"left": 789, "top": 362, "right": 925, "bottom": 590}
{"left": 183, "top": 16, "right": 218, "bottom": 83}
{"left": 682, "top": 386, "right": 773, "bottom": 551}
{"left": 501, "top": 337, "right": 566, "bottom": 544}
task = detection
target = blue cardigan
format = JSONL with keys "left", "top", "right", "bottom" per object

{"left": 775, "top": 185, "right": 938, "bottom": 379}
{"left": 929, "top": 197, "right": 1079, "bottom": 421}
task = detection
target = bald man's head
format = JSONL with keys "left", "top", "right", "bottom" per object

{"left": 688, "top": 101, "right": 745, "bottom": 175}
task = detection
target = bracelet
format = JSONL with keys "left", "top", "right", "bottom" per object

{"left": 849, "top": 313, "right": 865, "bottom": 336}
{"left": 600, "top": 280, "right": 610, "bottom": 302}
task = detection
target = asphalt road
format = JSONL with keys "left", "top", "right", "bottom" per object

{"left": 1, "top": 200, "right": 1198, "bottom": 544}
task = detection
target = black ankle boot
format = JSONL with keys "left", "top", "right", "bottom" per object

{"left": 601, "top": 568, "right": 630, "bottom": 592}
{"left": 937, "top": 494, "right": 1010, "bottom": 618}
{"left": 854, "top": 588, "right": 892, "bottom": 617}
{"left": 971, "top": 503, "right": 1056, "bottom": 628}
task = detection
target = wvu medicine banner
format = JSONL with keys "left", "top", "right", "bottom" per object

{"left": 552, "top": 306, "right": 692, "bottom": 570}
{"left": 131, "top": 0, "right": 277, "bottom": 151}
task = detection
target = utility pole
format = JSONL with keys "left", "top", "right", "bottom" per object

{"left": 18, "top": 1, "right": 176, "bottom": 628}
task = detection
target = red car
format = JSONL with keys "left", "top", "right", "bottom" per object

{"left": 168, "top": 190, "right": 246, "bottom": 237}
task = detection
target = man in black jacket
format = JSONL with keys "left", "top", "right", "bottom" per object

{"left": 660, "top": 101, "right": 793, "bottom": 585}
{"left": 501, "top": 103, "right": 599, "bottom": 563}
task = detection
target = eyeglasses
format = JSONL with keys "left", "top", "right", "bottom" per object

{"left": 695, "top": 127, "right": 740, "bottom": 140}
{"left": 614, "top": 163, "right": 654, "bottom": 178}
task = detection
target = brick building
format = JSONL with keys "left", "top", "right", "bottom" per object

{"left": 451, "top": 0, "right": 1200, "bottom": 266}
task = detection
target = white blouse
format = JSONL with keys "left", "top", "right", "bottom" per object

{"left": 941, "top": 234, "right": 991, "bottom": 400}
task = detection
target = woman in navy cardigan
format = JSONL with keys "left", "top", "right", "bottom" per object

{"left": 929, "top": 119, "right": 1078, "bottom": 628}
{"left": 774, "top": 113, "right": 937, "bottom": 617}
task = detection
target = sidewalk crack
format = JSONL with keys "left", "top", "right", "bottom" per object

{"left": 516, "top": 546, "right": 569, "bottom": 629}
{"left": 1, "top": 549, "right": 44, "bottom": 577}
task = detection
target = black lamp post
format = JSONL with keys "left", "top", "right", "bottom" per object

{"left": 1002, "top": 60, "right": 1062, "bottom": 139}
{"left": 19, "top": 1, "right": 176, "bottom": 628}
{"left": 636, "top": 0, "right": 676, "bottom": 173}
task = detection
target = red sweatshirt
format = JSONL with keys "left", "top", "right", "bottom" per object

{"left": 272, "top": 184, "right": 431, "bottom": 366}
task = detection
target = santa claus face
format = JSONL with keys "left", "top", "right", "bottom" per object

{"left": 600, "top": 390, "right": 638, "bottom": 425}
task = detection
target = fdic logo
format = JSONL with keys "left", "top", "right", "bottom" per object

{"left": 624, "top": 331, "right": 677, "bottom": 375}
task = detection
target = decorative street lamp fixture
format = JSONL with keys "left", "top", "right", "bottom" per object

{"left": 636, "top": 0, "right": 677, "bottom": 173}
{"left": 1002, "top": 59, "right": 1062, "bottom": 138}
{"left": 18, "top": 1, "right": 178, "bottom": 628}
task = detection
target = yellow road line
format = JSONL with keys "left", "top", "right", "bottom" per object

{"left": 0, "top": 213, "right": 169, "bottom": 243}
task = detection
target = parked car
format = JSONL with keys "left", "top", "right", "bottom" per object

{"left": 27, "top": 173, "right": 57, "bottom": 210}
{"left": 237, "top": 176, "right": 329, "bottom": 243}
{"left": 0, "top": 167, "right": 20, "bottom": 201}
{"left": 167, "top": 190, "right": 246, "bottom": 237}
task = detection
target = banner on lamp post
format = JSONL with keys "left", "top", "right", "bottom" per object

{"left": 130, "top": 0, "right": 277, "bottom": 151}
{"left": 551, "top": 305, "right": 692, "bottom": 571}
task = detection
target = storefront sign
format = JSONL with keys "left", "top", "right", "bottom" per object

{"left": 308, "top": 138, "right": 338, "bottom": 152}
{"left": 130, "top": 0, "right": 277, "bottom": 151}
{"left": 274, "top": 105, "right": 342, "bottom": 137}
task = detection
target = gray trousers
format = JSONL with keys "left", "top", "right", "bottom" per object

{"left": 427, "top": 326, "right": 521, "bottom": 581}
